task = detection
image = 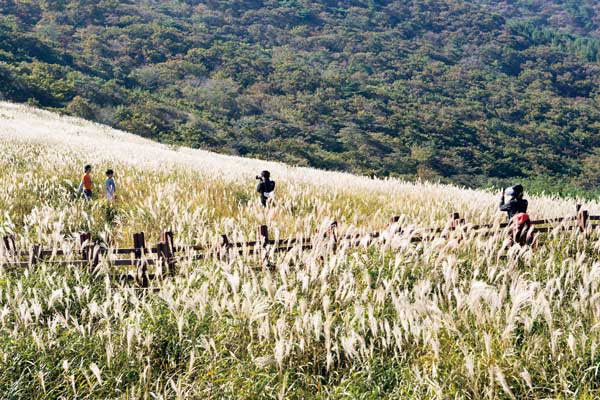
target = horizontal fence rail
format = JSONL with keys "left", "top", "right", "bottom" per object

{"left": 1, "top": 205, "right": 599, "bottom": 287}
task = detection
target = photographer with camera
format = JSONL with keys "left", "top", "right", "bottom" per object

{"left": 500, "top": 184, "right": 531, "bottom": 245}
{"left": 256, "top": 170, "right": 275, "bottom": 207}
{"left": 499, "top": 184, "right": 528, "bottom": 220}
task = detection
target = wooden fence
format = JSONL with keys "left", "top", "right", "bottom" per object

{"left": 1, "top": 205, "right": 599, "bottom": 287}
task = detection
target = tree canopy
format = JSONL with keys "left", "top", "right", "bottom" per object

{"left": 1, "top": 0, "right": 599, "bottom": 192}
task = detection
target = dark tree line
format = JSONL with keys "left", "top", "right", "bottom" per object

{"left": 0, "top": 0, "right": 599, "bottom": 195}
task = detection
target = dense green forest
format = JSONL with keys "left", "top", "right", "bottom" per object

{"left": 1, "top": 0, "right": 599, "bottom": 193}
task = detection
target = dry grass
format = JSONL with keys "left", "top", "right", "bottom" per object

{"left": 1, "top": 102, "right": 600, "bottom": 399}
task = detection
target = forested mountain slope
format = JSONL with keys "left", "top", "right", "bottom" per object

{"left": 475, "top": 0, "right": 600, "bottom": 37}
{"left": 1, "top": 0, "right": 599, "bottom": 191}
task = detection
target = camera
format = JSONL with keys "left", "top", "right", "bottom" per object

{"left": 256, "top": 175, "right": 263, "bottom": 180}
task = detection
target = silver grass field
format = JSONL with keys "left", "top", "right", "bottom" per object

{"left": 1, "top": 102, "right": 600, "bottom": 399}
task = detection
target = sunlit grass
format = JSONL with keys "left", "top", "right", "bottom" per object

{"left": 1, "top": 102, "right": 600, "bottom": 398}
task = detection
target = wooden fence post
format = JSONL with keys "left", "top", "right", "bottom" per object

{"left": 258, "top": 225, "right": 270, "bottom": 267}
{"left": 159, "top": 230, "right": 176, "bottom": 276}
{"left": 91, "top": 244, "right": 102, "bottom": 269}
{"left": 3, "top": 235, "right": 16, "bottom": 260}
{"left": 390, "top": 216, "right": 402, "bottom": 234}
{"left": 221, "top": 234, "right": 230, "bottom": 247}
{"left": 3, "top": 235, "right": 15, "bottom": 253}
{"left": 80, "top": 232, "right": 91, "bottom": 261}
{"left": 219, "top": 234, "right": 230, "bottom": 260}
{"left": 31, "top": 244, "right": 42, "bottom": 266}
{"left": 134, "top": 232, "right": 148, "bottom": 287}
{"left": 578, "top": 209, "right": 589, "bottom": 233}
{"left": 157, "top": 241, "right": 167, "bottom": 274}
{"left": 79, "top": 232, "right": 101, "bottom": 271}
{"left": 162, "top": 231, "right": 174, "bottom": 250}
{"left": 450, "top": 213, "right": 465, "bottom": 229}
{"left": 258, "top": 225, "right": 269, "bottom": 248}
{"left": 328, "top": 221, "right": 338, "bottom": 252}
{"left": 133, "top": 232, "right": 145, "bottom": 258}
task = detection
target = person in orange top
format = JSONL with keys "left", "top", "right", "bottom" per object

{"left": 77, "top": 164, "right": 93, "bottom": 201}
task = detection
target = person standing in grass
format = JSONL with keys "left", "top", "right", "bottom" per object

{"left": 77, "top": 164, "right": 93, "bottom": 201}
{"left": 105, "top": 169, "right": 116, "bottom": 202}
{"left": 256, "top": 170, "right": 275, "bottom": 207}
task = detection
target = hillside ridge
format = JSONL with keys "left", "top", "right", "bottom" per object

{"left": 1, "top": 1, "right": 599, "bottom": 192}
{"left": 1, "top": 101, "right": 598, "bottom": 222}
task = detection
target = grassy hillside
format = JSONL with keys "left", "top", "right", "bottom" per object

{"left": 1, "top": 103, "right": 600, "bottom": 398}
{"left": 1, "top": 1, "right": 600, "bottom": 191}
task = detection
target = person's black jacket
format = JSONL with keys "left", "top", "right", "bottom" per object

{"left": 500, "top": 197, "right": 528, "bottom": 220}
{"left": 257, "top": 179, "right": 275, "bottom": 206}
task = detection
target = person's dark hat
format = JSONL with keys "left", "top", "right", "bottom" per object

{"left": 261, "top": 170, "right": 270, "bottom": 179}
{"left": 513, "top": 184, "right": 524, "bottom": 195}
{"left": 506, "top": 184, "right": 524, "bottom": 197}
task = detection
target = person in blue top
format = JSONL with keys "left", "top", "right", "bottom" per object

{"left": 105, "top": 169, "right": 117, "bottom": 202}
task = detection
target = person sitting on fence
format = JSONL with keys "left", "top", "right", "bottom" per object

{"left": 105, "top": 169, "right": 116, "bottom": 202}
{"left": 256, "top": 170, "right": 275, "bottom": 207}
{"left": 500, "top": 184, "right": 531, "bottom": 245}
{"left": 77, "top": 164, "right": 93, "bottom": 201}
